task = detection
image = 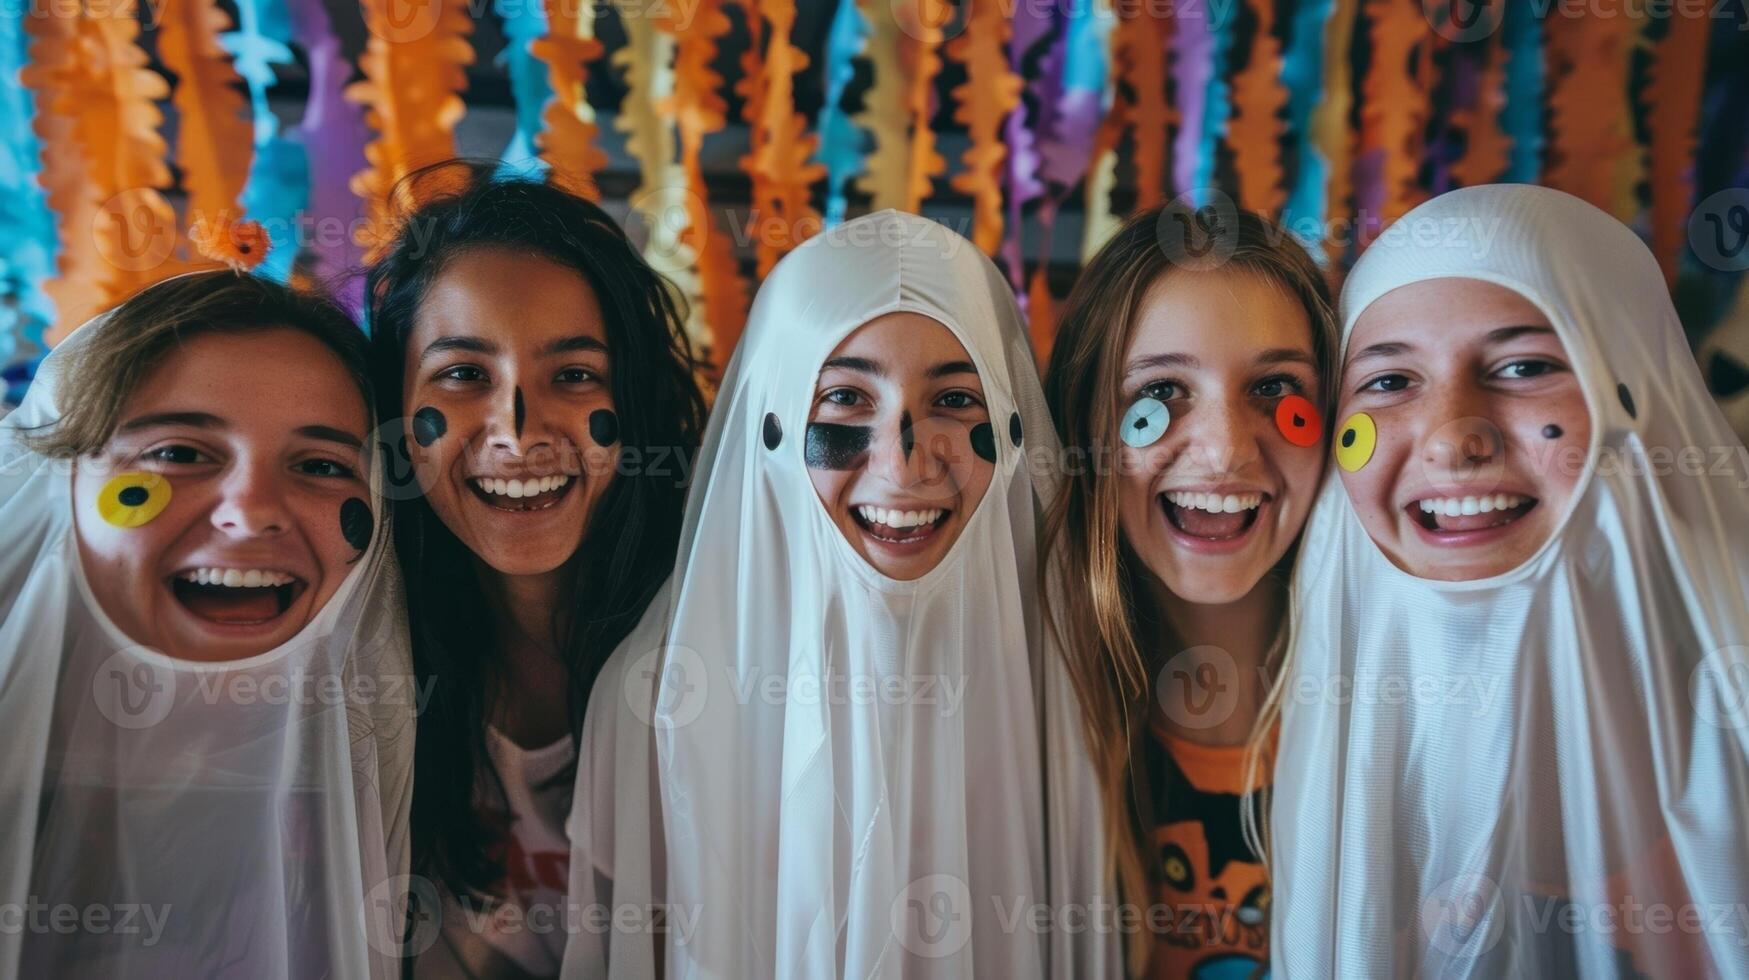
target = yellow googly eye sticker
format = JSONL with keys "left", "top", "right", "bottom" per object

{"left": 1335, "top": 412, "right": 1377, "bottom": 472}
{"left": 98, "top": 473, "right": 171, "bottom": 528}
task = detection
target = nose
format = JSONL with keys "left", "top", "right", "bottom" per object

{"left": 1174, "top": 394, "right": 1263, "bottom": 474}
{"left": 484, "top": 383, "right": 539, "bottom": 454}
{"left": 1422, "top": 384, "right": 1502, "bottom": 474}
{"left": 867, "top": 410, "right": 941, "bottom": 489}
{"left": 210, "top": 459, "right": 291, "bottom": 538}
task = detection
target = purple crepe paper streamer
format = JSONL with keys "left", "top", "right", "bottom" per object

{"left": 1001, "top": 5, "right": 1064, "bottom": 299}
{"left": 1171, "top": 0, "right": 1215, "bottom": 201}
{"left": 291, "top": 0, "right": 370, "bottom": 318}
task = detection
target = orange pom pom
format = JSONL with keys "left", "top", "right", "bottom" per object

{"left": 191, "top": 217, "right": 271, "bottom": 272}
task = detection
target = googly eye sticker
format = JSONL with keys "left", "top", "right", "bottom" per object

{"left": 98, "top": 472, "right": 171, "bottom": 528}
{"left": 1121, "top": 397, "right": 1171, "bottom": 449}
{"left": 1335, "top": 412, "right": 1377, "bottom": 472}
{"left": 1274, "top": 394, "right": 1322, "bottom": 448}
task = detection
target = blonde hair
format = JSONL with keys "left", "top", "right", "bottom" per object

{"left": 1040, "top": 206, "right": 1337, "bottom": 973}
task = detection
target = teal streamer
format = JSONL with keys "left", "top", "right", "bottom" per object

{"left": 814, "top": 0, "right": 870, "bottom": 227}
{"left": 1501, "top": 0, "right": 1544, "bottom": 184}
{"left": 1280, "top": 0, "right": 1335, "bottom": 251}
{"left": 498, "top": 0, "right": 552, "bottom": 178}
{"left": 1193, "top": 0, "right": 1238, "bottom": 205}
{"left": 0, "top": 6, "right": 57, "bottom": 362}
{"left": 223, "top": 0, "right": 305, "bottom": 282}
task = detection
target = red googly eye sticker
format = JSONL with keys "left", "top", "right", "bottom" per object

{"left": 1274, "top": 394, "right": 1322, "bottom": 448}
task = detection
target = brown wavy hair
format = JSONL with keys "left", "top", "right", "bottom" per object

{"left": 1041, "top": 205, "right": 1337, "bottom": 973}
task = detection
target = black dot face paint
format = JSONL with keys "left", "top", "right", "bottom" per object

{"left": 1617, "top": 383, "right": 1637, "bottom": 419}
{"left": 763, "top": 413, "right": 783, "bottom": 450}
{"left": 412, "top": 407, "right": 447, "bottom": 448}
{"left": 804, "top": 423, "right": 872, "bottom": 470}
{"left": 899, "top": 411, "right": 915, "bottom": 461}
{"left": 1009, "top": 412, "right": 1022, "bottom": 447}
{"left": 513, "top": 387, "right": 526, "bottom": 439}
{"left": 589, "top": 409, "right": 620, "bottom": 446}
{"left": 118, "top": 486, "right": 149, "bottom": 507}
{"left": 1542, "top": 424, "right": 1564, "bottom": 439}
{"left": 340, "top": 497, "right": 373, "bottom": 557}
{"left": 970, "top": 422, "right": 997, "bottom": 463}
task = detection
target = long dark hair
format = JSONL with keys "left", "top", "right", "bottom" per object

{"left": 366, "top": 161, "right": 707, "bottom": 899}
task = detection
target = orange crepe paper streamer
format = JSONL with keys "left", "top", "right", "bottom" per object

{"left": 1360, "top": 0, "right": 1433, "bottom": 225}
{"left": 1103, "top": 5, "right": 1172, "bottom": 210}
{"left": 1643, "top": 9, "right": 1710, "bottom": 285}
{"left": 1451, "top": 25, "right": 1511, "bottom": 188}
{"left": 157, "top": 0, "right": 253, "bottom": 233}
{"left": 1544, "top": 11, "right": 1643, "bottom": 223}
{"left": 23, "top": 1, "right": 179, "bottom": 342}
{"left": 534, "top": 0, "right": 609, "bottom": 199}
{"left": 745, "top": 0, "right": 825, "bottom": 277}
{"left": 664, "top": 0, "right": 748, "bottom": 369}
{"left": 1313, "top": 0, "right": 1359, "bottom": 260}
{"left": 1229, "top": 0, "right": 1287, "bottom": 214}
{"left": 348, "top": 0, "right": 474, "bottom": 260}
{"left": 948, "top": 0, "right": 1022, "bottom": 256}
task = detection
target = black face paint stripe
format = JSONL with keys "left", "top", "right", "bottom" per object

{"left": 804, "top": 423, "right": 872, "bottom": 470}
{"left": 340, "top": 497, "right": 373, "bottom": 557}
{"left": 412, "top": 407, "right": 446, "bottom": 448}
{"left": 513, "top": 387, "right": 526, "bottom": 438}
{"left": 1542, "top": 424, "right": 1564, "bottom": 439}
{"left": 900, "top": 411, "right": 915, "bottom": 461}
{"left": 970, "top": 422, "right": 997, "bottom": 462}
{"left": 589, "top": 409, "right": 620, "bottom": 446}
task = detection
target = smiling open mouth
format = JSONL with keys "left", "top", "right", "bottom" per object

{"left": 853, "top": 505, "right": 949, "bottom": 545}
{"left": 169, "top": 568, "right": 305, "bottom": 625}
{"left": 1161, "top": 491, "right": 1265, "bottom": 541}
{"left": 469, "top": 474, "right": 575, "bottom": 512}
{"left": 1409, "top": 493, "right": 1538, "bottom": 534}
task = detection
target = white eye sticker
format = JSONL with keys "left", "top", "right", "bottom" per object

{"left": 1121, "top": 397, "right": 1171, "bottom": 448}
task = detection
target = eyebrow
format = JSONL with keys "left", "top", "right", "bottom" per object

{"left": 1348, "top": 341, "right": 1412, "bottom": 362}
{"left": 820, "top": 356, "right": 885, "bottom": 377}
{"left": 295, "top": 425, "right": 364, "bottom": 450}
{"left": 1124, "top": 351, "right": 1198, "bottom": 379}
{"left": 1253, "top": 347, "right": 1317, "bottom": 368}
{"left": 538, "top": 335, "right": 609, "bottom": 357}
{"left": 419, "top": 335, "right": 496, "bottom": 363}
{"left": 926, "top": 360, "right": 978, "bottom": 380}
{"left": 1485, "top": 325, "right": 1554, "bottom": 344}
{"left": 118, "top": 411, "right": 224, "bottom": 432}
{"left": 1349, "top": 325, "right": 1554, "bottom": 364}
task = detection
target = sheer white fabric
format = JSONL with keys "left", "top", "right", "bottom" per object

{"left": 561, "top": 209, "right": 1116, "bottom": 979}
{"left": 0, "top": 305, "right": 417, "bottom": 978}
{"left": 1273, "top": 185, "right": 1749, "bottom": 978}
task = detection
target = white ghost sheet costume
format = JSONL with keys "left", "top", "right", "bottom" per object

{"left": 1273, "top": 184, "right": 1749, "bottom": 978}
{"left": 560, "top": 210, "right": 1119, "bottom": 979}
{"left": 0, "top": 302, "right": 417, "bottom": 978}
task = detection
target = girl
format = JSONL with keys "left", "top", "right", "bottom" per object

{"left": 1043, "top": 206, "right": 1338, "bottom": 977}
{"left": 1274, "top": 184, "right": 1749, "bottom": 977}
{"left": 366, "top": 163, "right": 706, "bottom": 978}
{"left": 578, "top": 209, "right": 1108, "bottom": 977}
{"left": 0, "top": 271, "right": 413, "bottom": 977}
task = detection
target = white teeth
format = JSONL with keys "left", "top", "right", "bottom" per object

{"left": 1164, "top": 491, "right": 1264, "bottom": 513}
{"left": 856, "top": 505, "right": 944, "bottom": 529}
{"left": 474, "top": 475, "right": 571, "bottom": 497}
{"left": 177, "top": 568, "right": 295, "bottom": 588}
{"left": 1418, "top": 493, "right": 1528, "bottom": 516}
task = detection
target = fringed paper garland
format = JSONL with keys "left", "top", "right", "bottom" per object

{"left": 1643, "top": 10, "right": 1710, "bottom": 285}
{"left": 498, "top": 0, "right": 553, "bottom": 175}
{"left": 816, "top": 0, "right": 870, "bottom": 226}
{"left": 223, "top": 0, "right": 306, "bottom": 284}
{"left": 1279, "top": 0, "right": 1334, "bottom": 251}
{"left": 668, "top": 0, "right": 748, "bottom": 369}
{"left": 1228, "top": 0, "right": 1286, "bottom": 214}
{"left": 1450, "top": 16, "right": 1511, "bottom": 190}
{"left": 158, "top": 0, "right": 253, "bottom": 231}
{"left": 1170, "top": 0, "right": 1214, "bottom": 201}
{"left": 24, "top": 0, "right": 179, "bottom": 342}
{"left": 745, "top": 0, "right": 825, "bottom": 277}
{"left": 290, "top": 0, "right": 369, "bottom": 311}
{"left": 948, "top": 0, "right": 1022, "bottom": 256}
{"left": 613, "top": 9, "right": 684, "bottom": 283}
{"left": 1358, "top": 0, "right": 1433, "bottom": 233}
{"left": 532, "top": 0, "right": 607, "bottom": 200}
{"left": 1002, "top": 2, "right": 1060, "bottom": 294}
{"left": 1500, "top": 0, "right": 1544, "bottom": 184}
{"left": 1311, "top": 0, "right": 1358, "bottom": 262}
{"left": 898, "top": 0, "right": 949, "bottom": 213}
{"left": 0, "top": 7, "right": 58, "bottom": 357}
{"left": 1544, "top": 9, "right": 1644, "bottom": 223}
{"left": 348, "top": 0, "right": 474, "bottom": 261}
{"left": 1086, "top": 0, "right": 1168, "bottom": 261}
{"left": 852, "top": 0, "right": 914, "bottom": 212}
